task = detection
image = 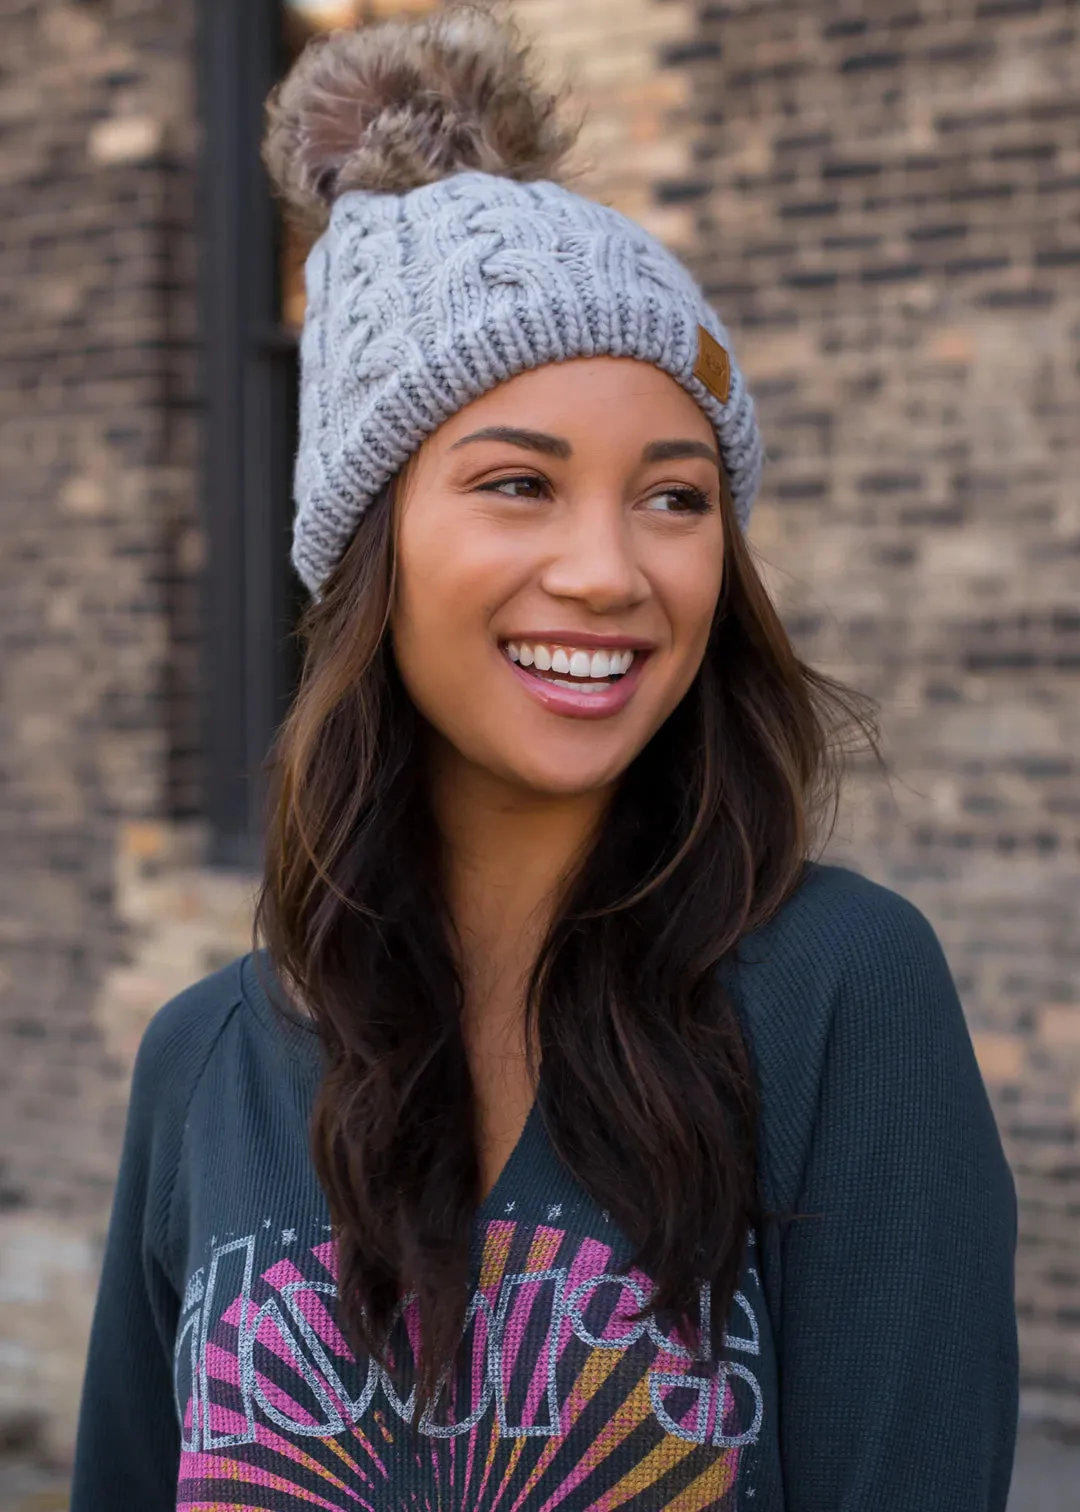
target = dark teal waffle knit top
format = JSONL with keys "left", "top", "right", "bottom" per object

{"left": 71, "top": 863, "right": 1018, "bottom": 1510}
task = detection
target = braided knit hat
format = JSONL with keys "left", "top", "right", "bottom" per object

{"left": 265, "top": 4, "right": 764, "bottom": 597}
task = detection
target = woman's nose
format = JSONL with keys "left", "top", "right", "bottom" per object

{"left": 538, "top": 498, "right": 649, "bottom": 613}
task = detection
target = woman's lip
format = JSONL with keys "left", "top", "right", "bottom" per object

{"left": 499, "top": 631, "right": 656, "bottom": 651}
{"left": 503, "top": 650, "right": 647, "bottom": 721}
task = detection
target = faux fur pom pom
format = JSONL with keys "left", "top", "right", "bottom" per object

{"left": 263, "top": 3, "right": 580, "bottom": 234}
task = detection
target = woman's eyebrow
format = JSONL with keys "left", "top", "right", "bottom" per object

{"left": 641, "top": 438, "right": 721, "bottom": 466}
{"left": 448, "top": 426, "right": 572, "bottom": 458}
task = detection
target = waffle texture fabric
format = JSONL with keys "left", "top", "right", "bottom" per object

{"left": 71, "top": 864, "right": 1018, "bottom": 1510}
{"left": 292, "top": 170, "right": 765, "bottom": 594}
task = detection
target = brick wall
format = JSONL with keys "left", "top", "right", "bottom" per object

{"left": 662, "top": 0, "right": 1080, "bottom": 1430}
{"left": 0, "top": 0, "right": 205, "bottom": 1459}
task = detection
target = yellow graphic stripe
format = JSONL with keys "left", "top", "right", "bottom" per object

{"left": 507, "top": 1346, "right": 624, "bottom": 1503}
{"left": 475, "top": 1411, "right": 503, "bottom": 1502}
{"left": 480, "top": 1222, "right": 515, "bottom": 1290}
{"left": 323, "top": 1428, "right": 378, "bottom": 1482}
{"left": 563, "top": 1375, "right": 690, "bottom": 1505}
{"left": 660, "top": 1451, "right": 740, "bottom": 1511}
{"left": 525, "top": 1227, "right": 562, "bottom": 1272}
{"left": 486, "top": 1432, "right": 531, "bottom": 1512}
{"left": 590, "top": 1417, "right": 734, "bottom": 1510}
{"left": 471, "top": 1224, "right": 517, "bottom": 1506}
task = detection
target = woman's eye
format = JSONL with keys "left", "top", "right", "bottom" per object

{"left": 480, "top": 475, "right": 548, "bottom": 499}
{"left": 646, "top": 486, "right": 712, "bottom": 514}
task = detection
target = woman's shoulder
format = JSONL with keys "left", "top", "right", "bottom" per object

{"left": 735, "top": 860, "right": 949, "bottom": 1015}
{"left": 130, "top": 951, "right": 314, "bottom": 1111}
{"left": 127, "top": 954, "right": 263, "bottom": 1113}
{"left": 728, "top": 864, "right": 963, "bottom": 1201}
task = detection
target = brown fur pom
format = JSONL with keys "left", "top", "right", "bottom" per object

{"left": 263, "top": 3, "right": 580, "bottom": 236}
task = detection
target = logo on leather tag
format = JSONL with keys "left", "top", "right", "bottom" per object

{"left": 693, "top": 326, "right": 732, "bottom": 406}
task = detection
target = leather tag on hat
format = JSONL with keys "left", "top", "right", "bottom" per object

{"left": 693, "top": 325, "right": 731, "bottom": 405}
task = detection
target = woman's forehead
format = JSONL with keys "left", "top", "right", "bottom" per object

{"left": 423, "top": 357, "right": 717, "bottom": 454}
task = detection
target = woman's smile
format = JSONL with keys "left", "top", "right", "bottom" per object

{"left": 500, "top": 638, "right": 651, "bottom": 719}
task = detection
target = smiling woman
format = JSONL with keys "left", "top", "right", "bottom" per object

{"left": 392, "top": 360, "right": 726, "bottom": 788}
{"left": 71, "top": 7, "right": 1019, "bottom": 1511}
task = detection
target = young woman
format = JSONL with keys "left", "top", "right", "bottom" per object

{"left": 72, "top": 9, "right": 1018, "bottom": 1510}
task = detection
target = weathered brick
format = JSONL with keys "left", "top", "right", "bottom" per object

{"left": 0, "top": 0, "right": 204, "bottom": 1461}
{"left": 1039, "top": 1006, "right": 1080, "bottom": 1051}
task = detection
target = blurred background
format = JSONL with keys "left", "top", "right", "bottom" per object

{"left": 1, "top": 0, "right": 1078, "bottom": 1505}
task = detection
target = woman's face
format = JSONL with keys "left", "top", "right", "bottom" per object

{"left": 391, "top": 357, "right": 726, "bottom": 798}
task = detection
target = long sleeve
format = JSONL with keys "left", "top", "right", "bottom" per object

{"left": 774, "top": 892, "right": 1018, "bottom": 1510}
{"left": 70, "top": 1007, "right": 188, "bottom": 1511}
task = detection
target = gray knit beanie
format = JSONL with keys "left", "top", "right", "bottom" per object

{"left": 265, "top": 5, "right": 764, "bottom": 597}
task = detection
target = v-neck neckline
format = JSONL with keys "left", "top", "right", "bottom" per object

{"left": 242, "top": 957, "right": 549, "bottom": 1233}
{"left": 476, "top": 1096, "right": 542, "bottom": 1222}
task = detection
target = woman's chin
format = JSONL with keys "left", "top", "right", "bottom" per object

{"left": 492, "top": 749, "right": 638, "bottom": 800}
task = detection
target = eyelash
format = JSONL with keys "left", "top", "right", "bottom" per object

{"left": 478, "top": 474, "right": 713, "bottom": 515}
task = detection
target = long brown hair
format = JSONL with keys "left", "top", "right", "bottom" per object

{"left": 255, "top": 474, "right": 877, "bottom": 1414}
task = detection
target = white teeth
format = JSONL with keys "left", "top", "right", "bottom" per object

{"left": 505, "top": 643, "right": 637, "bottom": 677}
{"left": 551, "top": 680, "right": 609, "bottom": 692}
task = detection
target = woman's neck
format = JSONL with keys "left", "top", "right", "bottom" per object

{"left": 428, "top": 737, "right": 612, "bottom": 1196}
{"left": 429, "top": 738, "right": 611, "bottom": 1007}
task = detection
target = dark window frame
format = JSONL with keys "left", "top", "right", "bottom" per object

{"left": 197, "top": 0, "right": 303, "bottom": 868}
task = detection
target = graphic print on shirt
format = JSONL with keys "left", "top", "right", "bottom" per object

{"left": 174, "top": 1217, "right": 763, "bottom": 1511}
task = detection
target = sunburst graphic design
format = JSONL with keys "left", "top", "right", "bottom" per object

{"left": 176, "top": 1219, "right": 758, "bottom": 1511}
